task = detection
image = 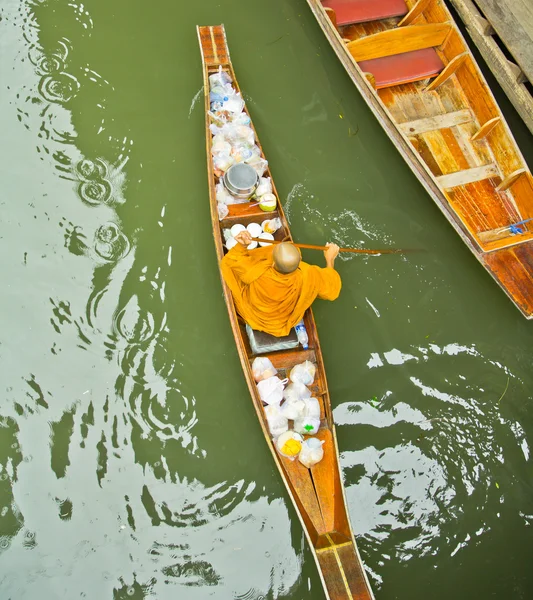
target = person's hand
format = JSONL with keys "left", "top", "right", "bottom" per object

{"left": 324, "top": 242, "right": 340, "bottom": 262}
{"left": 235, "top": 230, "right": 253, "bottom": 247}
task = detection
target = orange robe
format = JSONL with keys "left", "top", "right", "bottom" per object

{"left": 220, "top": 244, "right": 341, "bottom": 337}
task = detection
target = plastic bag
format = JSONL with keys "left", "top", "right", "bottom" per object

{"left": 262, "top": 218, "right": 282, "bottom": 234}
{"left": 246, "top": 156, "right": 268, "bottom": 177}
{"left": 299, "top": 438, "right": 325, "bottom": 468}
{"left": 294, "top": 416, "right": 320, "bottom": 436}
{"left": 252, "top": 357, "right": 278, "bottom": 383}
{"left": 303, "top": 397, "right": 321, "bottom": 420}
{"left": 213, "top": 152, "right": 235, "bottom": 173}
{"left": 280, "top": 398, "right": 306, "bottom": 421}
{"left": 290, "top": 361, "right": 316, "bottom": 386}
{"left": 217, "top": 202, "right": 229, "bottom": 221}
{"left": 231, "top": 143, "right": 254, "bottom": 163}
{"left": 276, "top": 431, "right": 303, "bottom": 460}
{"left": 233, "top": 112, "right": 251, "bottom": 126}
{"left": 222, "top": 91, "right": 245, "bottom": 114}
{"left": 257, "top": 376, "right": 288, "bottom": 405}
{"left": 216, "top": 182, "right": 236, "bottom": 205}
{"left": 283, "top": 382, "right": 311, "bottom": 403}
{"left": 255, "top": 177, "right": 272, "bottom": 197}
{"left": 222, "top": 123, "right": 255, "bottom": 146}
{"left": 264, "top": 404, "right": 288, "bottom": 438}
{"left": 209, "top": 66, "right": 232, "bottom": 88}
{"left": 211, "top": 138, "right": 232, "bottom": 157}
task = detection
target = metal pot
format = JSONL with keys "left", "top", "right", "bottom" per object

{"left": 223, "top": 163, "right": 259, "bottom": 200}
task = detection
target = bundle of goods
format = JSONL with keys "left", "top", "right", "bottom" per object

{"left": 223, "top": 218, "right": 282, "bottom": 251}
{"left": 253, "top": 357, "right": 325, "bottom": 468}
{"left": 209, "top": 67, "right": 278, "bottom": 220}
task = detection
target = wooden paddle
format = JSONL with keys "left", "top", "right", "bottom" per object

{"left": 261, "top": 239, "right": 410, "bottom": 255}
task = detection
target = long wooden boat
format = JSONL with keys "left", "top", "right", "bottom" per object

{"left": 305, "top": 0, "right": 533, "bottom": 318}
{"left": 198, "top": 24, "right": 374, "bottom": 600}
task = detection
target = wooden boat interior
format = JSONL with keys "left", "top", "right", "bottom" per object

{"left": 320, "top": 0, "right": 533, "bottom": 255}
{"left": 198, "top": 24, "right": 374, "bottom": 599}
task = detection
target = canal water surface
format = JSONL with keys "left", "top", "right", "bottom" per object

{"left": 1, "top": 0, "right": 532, "bottom": 598}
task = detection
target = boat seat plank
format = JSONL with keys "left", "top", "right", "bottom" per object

{"left": 322, "top": 0, "right": 407, "bottom": 27}
{"left": 437, "top": 164, "right": 500, "bottom": 188}
{"left": 398, "top": 108, "right": 472, "bottom": 134}
{"left": 281, "top": 455, "right": 328, "bottom": 535}
{"left": 346, "top": 23, "right": 451, "bottom": 62}
{"left": 310, "top": 429, "right": 337, "bottom": 533}
{"left": 358, "top": 48, "right": 444, "bottom": 88}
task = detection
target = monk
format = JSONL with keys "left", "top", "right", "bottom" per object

{"left": 220, "top": 230, "right": 341, "bottom": 337}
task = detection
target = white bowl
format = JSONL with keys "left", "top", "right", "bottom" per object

{"left": 247, "top": 240, "right": 258, "bottom": 250}
{"left": 226, "top": 237, "right": 238, "bottom": 250}
{"left": 258, "top": 232, "right": 274, "bottom": 247}
{"left": 230, "top": 223, "right": 246, "bottom": 238}
{"left": 247, "top": 222, "right": 263, "bottom": 238}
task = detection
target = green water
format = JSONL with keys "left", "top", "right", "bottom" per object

{"left": 1, "top": 0, "right": 533, "bottom": 598}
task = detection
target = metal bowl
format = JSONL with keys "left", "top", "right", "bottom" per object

{"left": 223, "top": 163, "right": 259, "bottom": 200}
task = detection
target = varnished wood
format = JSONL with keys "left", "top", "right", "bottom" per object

{"left": 448, "top": 0, "right": 533, "bottom": 134}
{"left": 425, "top": 52, "right": 468, "bottom": 91}
{"left": 346, "top": 23, "right": 451, "bottom": 61}
{"left": 496, "top": 169, "right": 528, "bottom": 193}
{"left": 305, "top": 1, "right": 533, "bottom": 318}
{"left": 197, "top": 25, "right": 375, "bottom": 600}
{"left": 398, "top": 0, "right": 432, "bottom": 27}
{"left": 471, "top": 116, "right": 501, "bottom": 141}
{"left": 399, "top": 108, "right": 472, "bottom": 135}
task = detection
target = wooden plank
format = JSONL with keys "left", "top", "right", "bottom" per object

{"left": 310, "top": 429, "right": 337, "bottom": 533}
{"left": 281, "top": 455, "right": 328, "bottom": 535}
{"left": 398, "top": 0, "right": 432, "bottom": 27}
{"left": 437, "top": 164, "right": 499, "bottom": 188}
{"left": 316, "top": 550, "right": 352, "bottom": 600}
{"left": 471, "top": 116, "right": 501, "bottom": 141}
{"left": 448, "top": 0, "right": 533, "bottom": 135}
{"left": 399, "top": 108, "right": 472, "bottom": 134}
{"left": 496, "top": 168, "right": 528, "bottom": 193}
{"left": 346, "top": 23, "right": 451, "bottom": 61}
{"left": 338, "top": 544, "right": 375, "bottom": 600}
{"left": 473, "top": 0, "right": 533, "bottom": 84}
{"left": 425, "top": 52, "right": 469, "bottom": 91}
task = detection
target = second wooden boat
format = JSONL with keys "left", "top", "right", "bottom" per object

{"left": 198, "top": 24, "right": 374, "bottom": 600}
{"left": 305, "top": 0, "right": 533, "bottom": 318}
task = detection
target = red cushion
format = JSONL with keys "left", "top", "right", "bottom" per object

{"left": 358, "top": 48, "right": 445, "bottom": 88}
{"left": 323, "top": 0, "right": 408, "bottom": 26}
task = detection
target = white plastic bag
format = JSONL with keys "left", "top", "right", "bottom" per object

{"left": 209, "top": 66, "right": 232, "bottom": 88}
{"left": 252, "top": 357, "right": 278, "bottom": 383}
{"left": 217, "top": 202, "right": 229, "bottom": 221}
{"left": 264, "top": 404, "right": 289, "bottom": 438}
{"left": 283, "top": 382, "right": 311, "bottom": 403}
{"left": 290, "top": 361, "right": 316, "bottom": 386}
{"left": 246, "top": 156, "right": 268, "bottom": 177}
{"left": 216, "top": 182, "right": 236, "bottom": 205}
{"left": 213, "top": 152, "right": 235, "bottom": 173}
{"left": 255, "top": 177, "right": 272, "bottom": 197}
{"left": 262, "top": 218, "right": 282, "bottom": 234}
{"left": 222, "top": 123, "right": 255, "bottom": 146}
{"left": 257, "top": 376, "right": 288, "bottom": 405}
{"left": 303, "top": 397, "right": 321, "bottom": 420}
{"left": 294, "top": 416, "right": 320, "bottom": 436}
{"left": 280, "top": 398, "right": 306, "bottom": 421}
{"left": 222, "top": 92, "right": 245, "bottom": 114}
{"left": 299, "top": 438, "right": 325, "bottom": 468}
{"left": 276, "top": 431, "right": 303, "bottom": 460}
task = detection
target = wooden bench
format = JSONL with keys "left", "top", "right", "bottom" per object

{"left": 322, "top": 0, "right": 408, "bottom": 27}
{"left": 346, "top": 22, "right": 451, "bottom": 88}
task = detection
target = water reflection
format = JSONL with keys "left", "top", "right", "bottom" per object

{"left": 335, "top": 341, "right": 530, "bottom": 588}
